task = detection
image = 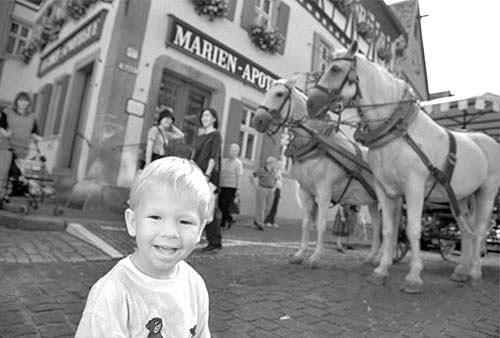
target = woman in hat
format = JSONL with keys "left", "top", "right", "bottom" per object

{"left": 144, "top": 107, "right": 184, "bottom": 167}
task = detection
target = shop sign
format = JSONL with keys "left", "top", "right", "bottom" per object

{"left": 38, "top": 10, "right": 108, "bottom": 76}
{"left": 166, "top": 15, "right": 279, "bottom": 92}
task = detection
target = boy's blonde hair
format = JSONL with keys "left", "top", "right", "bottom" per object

{"left": 129, "top": 157, "right": 212, "bottom": 221}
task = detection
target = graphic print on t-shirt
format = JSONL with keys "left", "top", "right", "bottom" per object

{"left": 144, "top": 317, "right": 198, "bottom": 338}
{"left": 145, "top": 317, "right": 164, "bottom": 338}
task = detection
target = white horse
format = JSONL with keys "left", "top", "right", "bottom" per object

{"left": 307, "top": 42, "right": 500, "bottom": 293}
{"left": 252, "top": 78, "right": 399, "bottom": 267}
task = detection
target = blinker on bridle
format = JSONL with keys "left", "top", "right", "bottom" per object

{"left": 312, "top": 56, "right": 362, "bottom": 125}
{"left": 257, "top": 83, "right": 293, "bottom": 136}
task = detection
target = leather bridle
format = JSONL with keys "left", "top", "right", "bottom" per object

{"left": 257, "top": 83, "right": 293, "bottom": 136}
{"left": 312, "top": 56, "right": 362, "bottom": 122}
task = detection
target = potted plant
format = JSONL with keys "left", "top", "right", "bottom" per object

{"left": 249, "top": 24, "right": 284, "bottom": 54}
{"left": 332, "top": 0, "right": 353, "bottom": 17}
{"left": 19, "top": 40, "right": 39, "bottom": 64}
{"left": 377, "top": 47, "right": 392, "bottom": 62}
{"left": 66, "top": 0, "right": 88, "bottom": 20}
{"left": 192, "top": 0, "right": 228, "bottom": 21}
{"left": 357, "top": 21, "right": 373, "bottom": 41}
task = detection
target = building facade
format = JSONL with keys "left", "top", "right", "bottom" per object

{"left": 0, "top": 0, "right": 424, "bottom": 219}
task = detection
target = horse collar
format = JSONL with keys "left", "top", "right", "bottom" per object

{"left": 353, "top": 100, "right": 419, "bottom": 148}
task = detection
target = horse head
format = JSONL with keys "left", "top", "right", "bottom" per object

{"left": 252, "top": 77, "right": 306, "bottom": 134}
{"left": 308, "top": 40, "right": 414, "bottom": 132}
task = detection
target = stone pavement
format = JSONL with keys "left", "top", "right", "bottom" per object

{"left": 0, "top": 208, "right": 499, "bottom": 338}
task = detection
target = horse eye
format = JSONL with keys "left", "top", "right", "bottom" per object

{"left": 330, "top": 65, "right": 341, "bottom": 73}
{"left": 276, "top": 92, "right": 284, "bottom": 98}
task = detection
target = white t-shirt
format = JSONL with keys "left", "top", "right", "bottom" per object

{"left": 75, "top": 256, "right": 210, "bottom": 338}
{"left": 219, "top": 157, "right": 243, "bottom": 188}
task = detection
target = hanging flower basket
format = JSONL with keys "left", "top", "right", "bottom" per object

{"left": 192, "top": 0, "right": 228, "bottom": 21}
{"left": 357, "top": 21, "right": 373, "bottom": 41}
{"left": 66, "top": 0, "right": 88, "bottom": 20}
{"left": 18, "top": 40, "right": 39, "bottom": 64}
{"left": 377, "top": 47, "right": 392, "bottom": 62}
{"left": 332, "top": 0, "right": 353, "bottom": 17}
{"left": 249, "top": 25, "right": 284, "bottom": 54}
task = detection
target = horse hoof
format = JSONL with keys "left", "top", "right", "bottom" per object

{"left": 400, "top": 280, "right": 423, "bottom": 294}
{"left": 368, "top": 272, "right": 387, "bottom": 286}
{"left": 305, "top": 259, "right": 320, "bottom": 269}
{"left": 467, "top": 276, "right": 481, "bottom": 286}
{"left": 289, "top": 256, "right": 303, "bottom": 265}
{"left": 450, "top": 271, "right": 468, "bottom": 283}
{"left": 364, "top": 257, "right": 379, "bottom": 267}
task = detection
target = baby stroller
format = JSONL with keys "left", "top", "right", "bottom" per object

{"left": 1, "top": 141, "right": 63, "bottom": 215}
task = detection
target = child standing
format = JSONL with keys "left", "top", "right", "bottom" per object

{"left": 75, "top": 157, "right": 213, "bottom": 338}
{"left": 218, "top": 143, "right": 243, "bottom": 230}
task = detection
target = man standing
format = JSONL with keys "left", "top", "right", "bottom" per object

{"left": 250, "top": 156, "right": 277, "bottom": 231}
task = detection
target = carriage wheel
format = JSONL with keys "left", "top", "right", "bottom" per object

{"left": 439, "top": 239, "right": 455, "bottom": 260}
{"left": 18, "top": 205, "right": 29, "bottom": 215}
{"left": 53, "top": 207, "right": 64, "bottom": 216}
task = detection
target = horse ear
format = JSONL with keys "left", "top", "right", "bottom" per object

{"left": 285, "top": 76, "right": 299, "bottom": 88}
{"left": 349, "top": 40, "right": 358, "bottom": 55}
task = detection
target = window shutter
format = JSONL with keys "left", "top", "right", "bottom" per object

{"left": 276, "top": 1, "right": 290, "bottom": 54}
{"left": 53, "top": 74, "right": 70, "bottom": 135}
{"left": 225, "top": 0, "right": 237, "bottom": 21}
{"left": 38, "top": 84, "right": 53, "bottom": 136}
{"left": 311, "top": 32, "right": 321, "bottom": 72}
{"left": 240, "top": 0, "right": 257, "bottom": 31}
{"left": 224, "top": 98, "right": 243, "bottom": 155}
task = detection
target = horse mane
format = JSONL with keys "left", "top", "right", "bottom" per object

{"left": 356, "top": 52, "right": 413, "bottom": 102}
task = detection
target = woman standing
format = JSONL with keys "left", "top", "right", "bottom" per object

{"left": 192, "top": 108, "right": 222, "bottom": 253}
{"left": 0, "top": 92, "right": 42, "bottom": 200}
{"left": 144, "top": 108, "right": 184, "bottom": 167}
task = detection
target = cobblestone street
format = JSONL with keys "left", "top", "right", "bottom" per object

{"left": 0, "top": 214, "right": 499, "bottom": 338}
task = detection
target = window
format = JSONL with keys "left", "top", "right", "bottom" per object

{"left": 318, "top": 39, "right": 332, "bottom": 73}
{"left": 238, "top": 105, "right": 258, "bottom": 161}
{"left": 5, "top": 21, "right": 30, "bottom": 56}
{"left": 255, "top": 0, "right": 273, "bottom": 26}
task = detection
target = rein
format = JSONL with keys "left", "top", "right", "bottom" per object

{"left": 257, "top": 84, "right": 292, "bottom": 136}
{"left": 313, "top": 54, "right": 463, "bottom": 221}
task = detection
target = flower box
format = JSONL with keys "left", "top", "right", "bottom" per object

{"left": 192, "top": 0, "right": 228, "bottom": 21}
{"left": 249, "top": 25, "right": 284, "bottom": 54}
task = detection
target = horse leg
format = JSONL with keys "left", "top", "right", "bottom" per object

{"left": 454, "top": 189, "right": 496, "bottom": 284}
{"left": 365, "top": 202, "right": 381, "bottom": 265}
{"left": 290, "top": 190, "right": 315, "bottom": 265}
{"left": 400, "top": 183, "right": 425, "bottom": 294}
{"left": 305, "top": 196, "right": 330, "bottom": 268}
{"left": 369, "top": 186, "right": 398, "bottom": 286}
{"left": 451, "top": 198, "right": 474, "bottom": 282}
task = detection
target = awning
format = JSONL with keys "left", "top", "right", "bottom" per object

{"left": 421, "top": 93, "right": 500, "bottom": 142}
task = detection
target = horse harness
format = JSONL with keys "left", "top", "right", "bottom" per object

{"left": 285, "top": 120, "right": 377, "bottom": 203}
{"left": 313, "top": 56, "right": 461, "bottom": 217}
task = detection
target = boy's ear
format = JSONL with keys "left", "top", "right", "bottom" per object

{"left": 124, "top": 208, "right": 137, "bottom": 237}
{"left": 196, "top": 220, "right": 208, "bottom": 243}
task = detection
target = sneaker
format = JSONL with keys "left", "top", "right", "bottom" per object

{"left": 253, "top": 221, "right": 264, "bottom": 231}
{"left": 272, "top": 223, "right": 280, "bottom": 228}
{"left": 265, "top": 222, "right": 273, "bottom": 228}
{"left": 201, "top": 245, "right": 222, "bottom": 253}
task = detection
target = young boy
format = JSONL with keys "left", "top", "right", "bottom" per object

{"left": 75, "top": 157, "right": 213, "bottom": 338}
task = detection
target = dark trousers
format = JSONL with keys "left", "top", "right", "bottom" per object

{"left": 206, "top": 195, "right": 222, "bottom": 247}
{"left": 218, "top": 187, "right": 237, "bottom": 227}
{"left": 265, "top": 188, "right": 281, "bottom": 224}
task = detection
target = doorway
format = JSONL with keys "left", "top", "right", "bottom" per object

{"left": 155, "top": 71, "right": 211, "bottom": 158}
{"left": 59, "top": 62, "right": 94, "bottom": 172}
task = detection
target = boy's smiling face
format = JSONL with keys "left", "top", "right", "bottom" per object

{"left": 125, "top": 186, "right": 206, "bottom": 279}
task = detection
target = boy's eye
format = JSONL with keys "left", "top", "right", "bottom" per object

{"left": 179, "top": 220, "right": 194, "bottom": 226}
{"left": 148, "top": 215, "right": 161, "bottom": 220}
